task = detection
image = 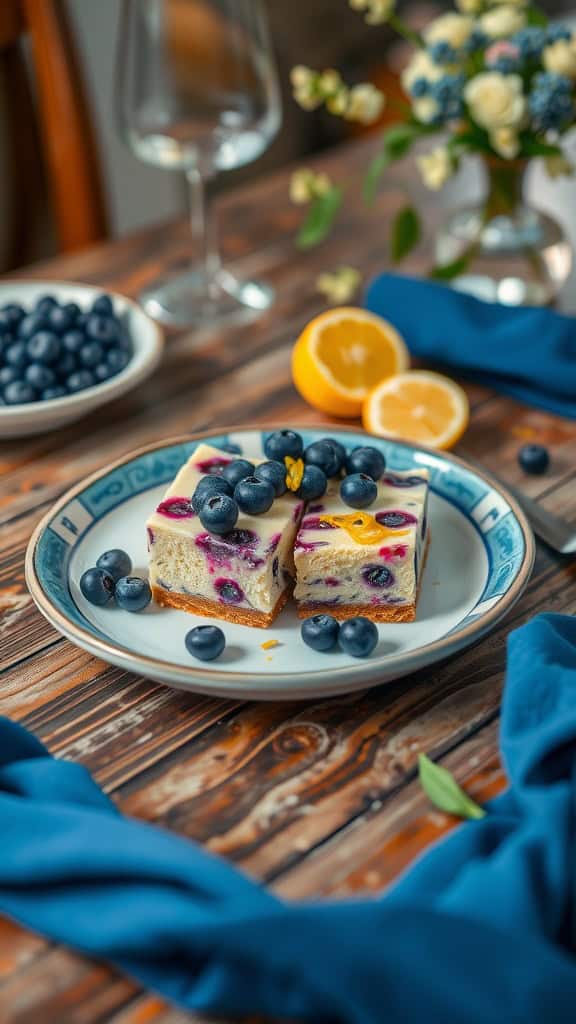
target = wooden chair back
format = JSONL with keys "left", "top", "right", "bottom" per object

{"left": 0, "top": 0, "right": 108, "bottom": 269}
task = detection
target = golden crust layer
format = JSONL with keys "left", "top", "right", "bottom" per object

{"left": 296, "top": 601, "right": 416, "bottom": 623}
{"left": 151, "top": 584, "right": 291, "bottom": 628}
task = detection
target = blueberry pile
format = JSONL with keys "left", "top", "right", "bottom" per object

{"left": 80, "top": 548, "right": 151, "bottom": 612}
{"left": 301, "top": 613, "right": 378, "bottom": 658}
{"left": 191, "top": 433, "right": 389, "bottom": 535}
{"left": 0, "top": 292, "right": 133, "bottom": 406}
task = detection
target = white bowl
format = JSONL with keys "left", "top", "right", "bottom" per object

{"left": 0, "top": 281, "right": 164, "bottom": 438}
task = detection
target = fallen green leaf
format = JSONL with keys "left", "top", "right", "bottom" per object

{"left": 418, "top": 753, "right": 486, "bottom": 820}
{"left": 390, "top": 204, "right": 421, "bottom": 263}
{"left": 297, "top": 186, "right": 343, "bottom": 249}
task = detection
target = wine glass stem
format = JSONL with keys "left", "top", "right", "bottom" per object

{"left": 186, "top": 168, "right": 220, "bottom": 297}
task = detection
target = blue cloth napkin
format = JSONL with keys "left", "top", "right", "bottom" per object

{"left": 2, "top": 613, "right": 576, "bottom": 1022}
{"left": 365, "top": 273, "right": 576, "bottom": 418}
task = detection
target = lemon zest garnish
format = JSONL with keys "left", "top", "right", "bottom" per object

{"left": 319, "top": 512, "right": 410, "bottom": 545}
{"left": 261, "top": 639, "right": 279, "bottom": 650}
{"left": 285, "top": 456, "right": 304, "bottom": 492}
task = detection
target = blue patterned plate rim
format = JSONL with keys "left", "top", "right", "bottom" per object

{"left": 25, "top": 426, "right": 535, "bottom": 692}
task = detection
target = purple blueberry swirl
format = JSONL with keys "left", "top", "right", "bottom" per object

{"left": 375, "top": 510, "right": 418, "bottom": 528}
{"left": 156, "top": 496, "right": 196, "bottom": 519}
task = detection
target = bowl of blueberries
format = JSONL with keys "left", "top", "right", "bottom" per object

{"left": 0, "top": 281, "right": 164, "bottom": 438}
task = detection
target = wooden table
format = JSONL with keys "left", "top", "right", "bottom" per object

{"left": 1, "top": 136, "right": 575, "bottom": 1024}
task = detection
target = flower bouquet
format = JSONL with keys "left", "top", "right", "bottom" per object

{"left": 290, "top": 0, "right": 575, "bottom": 305}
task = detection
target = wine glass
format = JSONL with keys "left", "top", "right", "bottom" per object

{"left": 115, "top": 0, "right": 281, "bottom": 328}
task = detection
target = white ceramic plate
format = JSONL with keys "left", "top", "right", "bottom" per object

{"left": 0, "top": 281, "right": 163, "bottom": 437}
{"left": 26, "top": 427, "right": 535, "bottom": 700}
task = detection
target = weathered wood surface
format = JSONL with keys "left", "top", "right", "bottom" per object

{"left": 1, "top": 135, "right": 575, "bottom": 1023}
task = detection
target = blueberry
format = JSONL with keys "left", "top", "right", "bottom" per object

{"left": 346, "top": 446, "right": 385, "bottom": 481}
{"left": 263, "top": 429, "right": 303, "bottom": 462}
{"left": 362, "top": 565, "right": 394, "bottom": 588}
{"left": 79, "top": 567, "right": 115, "bottom": 606}
{"left": 0, "top": 332, "right": 15, "bottom": 353}
{"left": 304, "top": 439, "right": 344, "bottom": 477}
{"left": 115, "top": 575, "right": 152, "bottom": 612}
{"left": 218, "top": 441, "right": 242, "bottom": 454}
{"left": 192, "top": 475, "right": 233, "bottom": 512}
{"left": 3, "top": 380, "right": 36, "bottom": 404}
{"left": 234, "top": 476, "right": 275, "bottom": 515}
{"left": 63, "top": 302, "right": 81, "bottom": 322}
{"left": 254, "top": 460, "right": 287, "bottom": 497}
{"left": 91, "top": 294, "right": 114, "bottom": 317}
{"left": 62, "top": 329, "right": 86, "bottom": 354}
{"left": 199, "top": 494, "right": 239, "bottom": 534}
{"left": 215, "top": 578, "right": 244, "bottom": 604}
{"left": 79, "top": 341, "right": 104, "bottom": 368}
{"left": 48, "top": 305, "right": 75, "bottom": 334}
{"left": 296, "top": 465, "right": 327, "bottom": 500}
{"left": 66, "top": 370, "right": 95, "bottom": 393}
{"left": 96, "top": 548, "right": 132, "bottom": 582}
{"left": 26, "top": 331, "right": 61, "bottom": 364}
{"left": 93, "top": 362, "right": 113, "bottom": 383}
{"left": 5, "top": 341, "right": 28, "bottom": 369}
{"left": 185, "top": 624, "right": 226, "bottom": 661}
{"left": 19, "top": 313, "right": 47, "bottom": 339}
{"left": 518, "top": 444, "right": 550, "bottom": 475}
{"left": 56, "top": 352, "right": 78, "bottom": 378}
{"left": 220, "top": 458, "right": 254, "bottom": 489}
{"left": 41, "top": 386, "right": 68, "bottom": 400}
{"left": 25, "top": 363, "right": 56, "bottom": 390}
{"left": 35, "top": 294, "right": 57, "bottom": 314}
{"left": 106, "top": 349, "right": 130, "bottom": 373}
{"left": 0, "top": 304, "right": 24, "bottom": 329}
{"left": 86, "top": 314, "right": 119, "bottom": 345}
{"left": 0, "top": 365, "right": 18, "bottom": 387}
{"left": 340, "top": 473, "right": 377, "bottom": 509}
{"left": 339, "top": 616, "right": 379, "bottom": 658}
{"left": 301, "top": 613, "right": 340, "bottom": 652}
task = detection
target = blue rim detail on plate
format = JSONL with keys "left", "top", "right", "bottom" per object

{"left": 33, "top": 429, "right": 528, "bottom": 647}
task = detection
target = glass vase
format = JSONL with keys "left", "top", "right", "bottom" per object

{"left": 434, "top": 158, "right": 572, "bottom": 306}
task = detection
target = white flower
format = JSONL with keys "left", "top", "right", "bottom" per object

{"left": 490, "top": 127, "right": 520, "bottom": 159}
{"left": 290, "top": 169, "right": 333, "bottom": 204}
{"left": 318, "top": 69, "right": 342, "bottom": 96}
{"left": 479, "top": 5, "right": 525, "bottom": 38}
{"left": 424, "top": 12, "right": 475, "bottom": 50}
{"left": 543, "top": 38, "right": 576, "bottom": 79}
{"left": 290, "top": 65, "right": 314, "bottom": 90}
{"left": 317, "top": 266, "right": 361, "bottom": 304}
{"left": 464, "top": 72, "right": 526, "bottom": 129}
{"left": 545, "top": 153, "right": 574, "bottom": 178}
{"left": 417, "top": 146, "right": 454, "bottom": 189}
{"left": 401, "top": 50, "right": 445, "bottom": 94}
{"left": 412, "top": 96, "right": 441, "bottom": 124}
{"left": 345, "top": 83, "right": 385, "bottom": 124}
{"left": 455, "top": 0, "right": 482, "bottom": 12}
{"left": 349, "top": 0, "right": 396, "bottom": 23}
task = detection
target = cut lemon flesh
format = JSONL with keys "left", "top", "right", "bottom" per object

{"left": 292, "top": 307, "right": 409, "bottom": 418}
{"left": 363, "top": 371, "right": 469, "bottom": 450}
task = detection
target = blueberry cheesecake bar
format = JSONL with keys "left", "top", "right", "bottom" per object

{"left": 293, "top": 461, "right": 430, "bottom": 623}
{"left": 146, "top": 443, "right": 304, "bottom": 627}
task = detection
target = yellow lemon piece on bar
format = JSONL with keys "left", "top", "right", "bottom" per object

{"left": 292, "top": 307, "right": 409, "bottom": 418}
{"left": 363, "top": 371, "right": 469, "bottom": 451}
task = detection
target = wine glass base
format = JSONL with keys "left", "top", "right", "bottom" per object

{"left": 140, "top": 268, "right": 274, "bottom": 329}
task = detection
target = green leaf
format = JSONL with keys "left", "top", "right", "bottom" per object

{"left": 520, "top": 138, "right": 562, "bottom": 158}
{"left": 364, "top": 123, "right": 423, "bottom": 204}
{"left": 429, "top": 255, "right": 470, "bottom": 281}
{"left": 526, "top": 5, "right": 547, "bottom": 27}
{"left": 390, "top": 204, "right": 421, "bottom": 263}
{"left": 418, "top": 754, "right": 487, "bottom": 820}
{"left": 296, "top": 187, "right": 343, "bottom": 249}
